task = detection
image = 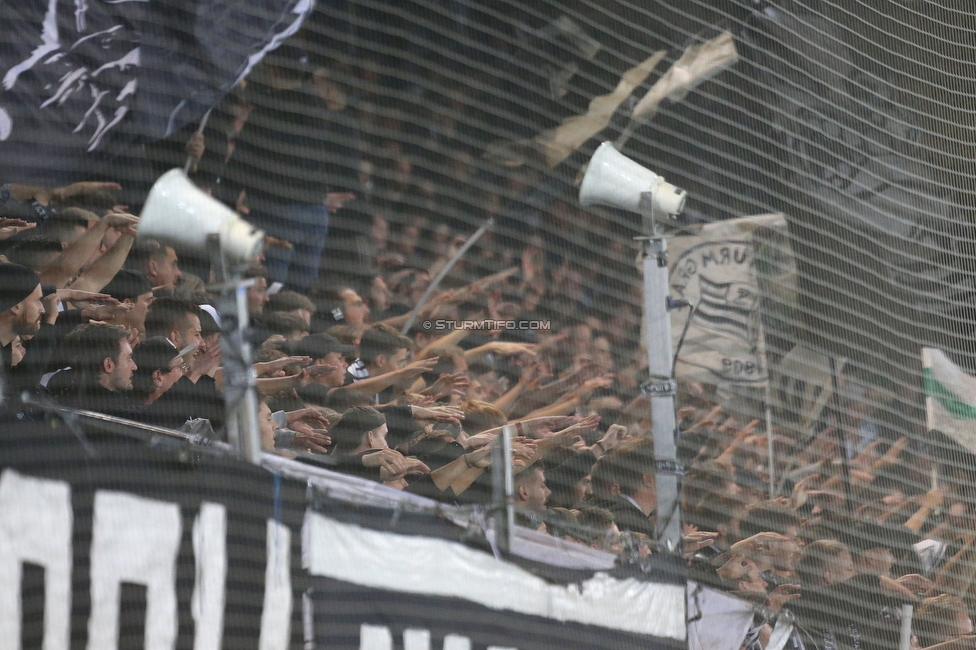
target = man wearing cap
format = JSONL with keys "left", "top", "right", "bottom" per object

{"left": 293, "top": 333, "right": 353, "bottom": 395}
{"left": 328, "top": 405, "right": 429, "bottom": 487}
{"left": 330, "top": 405, "right": 390, "bottom": 455}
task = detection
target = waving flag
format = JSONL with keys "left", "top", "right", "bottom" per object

{"left": 0, "top": 0, "right": 314, "bottom": 183}
{"left": 923, "top": 347, "right": 976, "bottom": 454}
{"left": 668, "top": 213, "right": 796, "bottom": 385}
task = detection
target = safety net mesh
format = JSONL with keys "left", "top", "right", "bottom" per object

{"left": 1, "top": 0, "right": 976, "bottom": 647}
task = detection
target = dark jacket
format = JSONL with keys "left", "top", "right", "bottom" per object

{"left": 229, "top": 82, "right": 360, "bottom": 211}
{"left": 788, "top": 574, "right": 907, "bottom": 650}
{"left": 147, "top": 375, "right": 225, "bottom": 432}
{"left": 586, "top": 495, "right": 656, "bottom": 538}
{"left": 58, "top": 382, "right": 136, "bottom": 420}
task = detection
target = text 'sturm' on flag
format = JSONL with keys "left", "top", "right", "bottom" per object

{"left": 668, "top": 213, "right": 796, "bottom": 386}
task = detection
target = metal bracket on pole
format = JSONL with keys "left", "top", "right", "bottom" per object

{"left": 208, "top": 234, "right": 261, "bottom": 465}
{"left": 655, "top": 459, "right": 685, "bottom": 475}
{"left": 636, "top": 235, "right": 669, "bottom": 267}
{"left": 491, "top": 424, "right": 515, "bottom": 554}
{"left": 640, "top": 377, "right": 677, "bottom": 398}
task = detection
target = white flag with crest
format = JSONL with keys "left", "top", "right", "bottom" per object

{"left": 668, "top": 213, "right": 795, "bottom": 385}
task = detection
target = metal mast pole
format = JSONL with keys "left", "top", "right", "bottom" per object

{"left": 640, "top": 216, "right": 682, "bottom": 551}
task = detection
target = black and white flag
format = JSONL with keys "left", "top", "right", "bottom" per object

{"left": 0, "top": 0, "right": 314, "bottom": 183}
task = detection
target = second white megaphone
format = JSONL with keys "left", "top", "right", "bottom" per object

{"left": 139, "top": 169, "right": 264, "bottom": 266}
{"left": 579, "top": 142, "right": 686, "bottom": 217}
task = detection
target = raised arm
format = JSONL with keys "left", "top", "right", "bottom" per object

{"left": 39, "top": 212, "right": 114, "bottom": 287}
{"left": 932, "top": 534, "right": 976, "bottom": 597}
{"left": 492, "top": 366, "right": 538, "bottom": 416}
{"left": 415, "top": 327, "right": 469, "bottom": 359}
{"left": 463, "top": 341, "right": 537, "bottom": 365}
{"left": 68, "top": 223, "right": 137, "bottom": 293}
{"left": 336, "top": 356, "right": 439, "bottom": 398}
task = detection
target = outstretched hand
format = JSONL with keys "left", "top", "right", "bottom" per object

{"left": 253, "top": 356, "right": 312, "bottom": 377}
{"left": 52, "top": 181, "right": 122, "bottom": 203}
{"left": 293, "top": 428, "right": 331, "bottom": 453}
{"left": 425, "top": 372, "right": 470, "bottom": 398}
{"left": 0, "top": 219, "right": 36, "bottom": 241}
{"left": 412, "top": 405, "right": 464, "bottom": 424}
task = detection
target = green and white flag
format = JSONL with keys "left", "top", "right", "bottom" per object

{"left": 922, "top": 347, "right": 976, "bottom": 454}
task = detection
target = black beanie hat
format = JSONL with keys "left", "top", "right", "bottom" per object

{"left": 131, "top": 336, "right": 181, "bottom": 374}
{"left": 0, "top": 263, "right": 40, "bottom": 312}
{"left": 330, "top": 406, "right": 386, "bottom": 448}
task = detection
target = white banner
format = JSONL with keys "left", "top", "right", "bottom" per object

{"left": 304, "top": 511, "right": 686, "bottom": 642}
{"left": 686, "top": 582, "right": 753, "bottom": 650}
{"left": 669, "top": 213, "right": 795, "bottom": 385}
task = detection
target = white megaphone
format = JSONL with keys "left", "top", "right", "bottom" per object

{"left": 139, "top": 169, "right": 264, "bottom": 267}
{"left": 579, "top": 142, "right": 686, "bottom": 220}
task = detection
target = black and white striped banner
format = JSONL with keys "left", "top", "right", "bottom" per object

{"left": 1, "top": 419, "right": 685, "bottom": 649}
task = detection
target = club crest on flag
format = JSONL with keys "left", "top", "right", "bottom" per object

{"left": 668, "top": 213, "right": 794, "bottom": 385}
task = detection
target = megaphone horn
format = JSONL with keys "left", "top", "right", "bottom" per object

{"left": 139, "top": 169, "right": 264, "bottom": 267}
{"left": 579, "top": 142, "right": 686, "bottom": 217}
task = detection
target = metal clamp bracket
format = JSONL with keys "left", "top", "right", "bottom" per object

{"left": 655, "top": 458, "right": 685, "bottom": 475}
{"left": 640, "top": 377, "right": 677, "bottom": 397}
{"left": 635, "top": 236, "right": 669, "bottom": 267}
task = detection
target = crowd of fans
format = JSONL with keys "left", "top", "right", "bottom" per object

{"left": 681, "top": 397, "right": 976, "bottom": 650}
{"left": 3, "top": 38, "right": 976, "bottom": 650}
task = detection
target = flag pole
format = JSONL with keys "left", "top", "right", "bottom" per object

{"left": 400, "top": 219, "right": 493, "bottom": 335}
{"left": 829, "top": 355, "right": 853, "bottom": 513}
{"left": 758, "top": 325, "right": 776, "bottom": 498}
{"left": 764, "top": 379, "right": 775, "bottom": 499}
{"left": 183, "top": 108, "right": 213, "bottom": 174}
